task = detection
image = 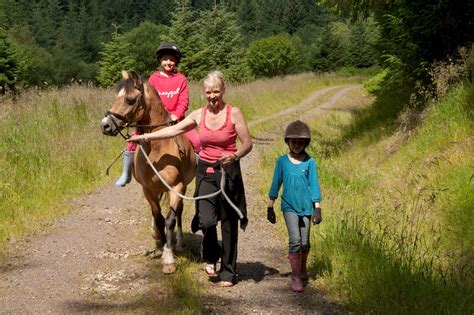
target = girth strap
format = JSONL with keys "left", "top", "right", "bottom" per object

{"left": 173, "top": 137, "right": 186, "bottom": 158}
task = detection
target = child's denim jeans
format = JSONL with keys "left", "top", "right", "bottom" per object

{"left": 283, "top": 212, "right": 311, "bottom": 253}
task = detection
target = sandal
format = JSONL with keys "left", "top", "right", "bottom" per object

{"left": 205, "top": 264, "right": 216, "bottom": 277}
{"left": 217, "top": 280, "right": 234, "bottom": 287}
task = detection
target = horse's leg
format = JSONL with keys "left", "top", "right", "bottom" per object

{"left": 175, "top": 187, "right": 186, "bottom": 252}
{"left": 143, "top": 190, "right": 165, "bottom": 256}
{"left": 175, "top": 200, "right": 185, "bottom": 251}
{"left": 161, "top": 183, "right": 184, "bottom": 274}
{"left": 152, "top": 210, "right": 167, "bottom": 251}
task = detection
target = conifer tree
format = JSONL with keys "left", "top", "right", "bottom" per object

{"left": 121, "top": 21, "right": 169, "bottom": 77}
{"left": 97, "top": 32, "right": 134, "bottom": 87}
{"left": 0, "top": 0, "right": 7, "bottom": 29}
{"left": 236, "top": 0, "right": 261, "bottom": 43}
{"left": 29, "top": 0, "right": 62, "bottom": 49}
{"left": 259, "top": 0, "right": 286, "bottom": 36}
{"left": 0, "top": 0, "right": 30, "bottom": 30}
{"left": 7, "top": 25, "right": 54, "bottom": 88}
{"left": 196, "top": 6, "right": 250, "bottom": 81}
{"left": 347, "top": 16, "right": 379, "bottom": 68}
{"left": 168, "top": 0, "right": 205, "bottom": 79}
{"left": 76, "top": 0, "right": 105, "bottom": 62}
{"left": 0, "top": 27, "right": 17, "bottom": 92}
{"left": 282, "top": 0, "right": 306, "bottom": 35}
{"left": 309, "top": 22, "right": 349, "bottom": 72}
{"left": 59, "top": 0, "right": 81, "bottom": 52}
{"left": 145, "top": 0, "right": 176, "bottom": 26}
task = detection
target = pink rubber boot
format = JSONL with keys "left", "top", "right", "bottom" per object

{"left": 288, "top": 253, "right": 304, "bottom": 292}
{"left": 301, "top": 251, "right": 309, "bottom": 280}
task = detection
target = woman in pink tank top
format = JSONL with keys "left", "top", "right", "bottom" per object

{"left": 128, "top": 70, "right": 252, "bottom": 287}
{"left": 198, "top": 103, "right": 237, "bottom": 163}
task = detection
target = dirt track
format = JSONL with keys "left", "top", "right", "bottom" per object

{"left": 1, "top": 84, "right": 360, "bottom": 314}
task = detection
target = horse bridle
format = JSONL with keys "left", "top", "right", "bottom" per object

{"left": 104, "top": 83, "right": 175, "bottom": 140}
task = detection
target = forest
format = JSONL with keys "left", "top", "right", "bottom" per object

{"left": 1, "top": 0, "right": 472, "bottom": 93}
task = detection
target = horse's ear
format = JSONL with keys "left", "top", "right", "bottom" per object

{"left": 121, "top": 70, "right": 129, "bottom": 79}
{"left": 130, "top": 71, "right": 143, "bottom": 89}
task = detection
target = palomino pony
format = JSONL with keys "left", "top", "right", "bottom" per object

{"left": 100, "top": 70, "right": 196, "bottom": 273}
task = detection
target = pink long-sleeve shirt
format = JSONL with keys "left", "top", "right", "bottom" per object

{"left": 148, "top": 71, "right": 189, "bottom": 121}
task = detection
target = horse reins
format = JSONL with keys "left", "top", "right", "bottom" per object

{"left": 104, "top": 88, "right": 145, "bottom": 140}
{"left": 104, "top": 84, "right": 177, "bottom": 140}
{"left": 138, "top": 145, "right": 245, "bottom": 220}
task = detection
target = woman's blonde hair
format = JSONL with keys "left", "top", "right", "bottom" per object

{"left": 202, "top": 70, "right": 225, "bottom": 90}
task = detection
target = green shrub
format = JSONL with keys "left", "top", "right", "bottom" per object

{"left": 246, "top": 34, "right": 299, "bottom": 78}
{"left": 364, "top": 68, "right": 389, "bottom": 95}
{"left": 336, "top": 65, "right": 382, "bottom": 77}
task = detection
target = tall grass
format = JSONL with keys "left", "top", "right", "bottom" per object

{"left": 0, "top": 84, "right": 121, "bottom": 251}
{"left": 303, "top": 84, "right": 472, "bottom": 313}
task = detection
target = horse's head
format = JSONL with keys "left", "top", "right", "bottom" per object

{"left": 100, "top": 70, "right": 147, "bottom": 137}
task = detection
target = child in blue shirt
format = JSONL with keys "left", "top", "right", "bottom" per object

{"left": 267, "top": 120, "right": 322, "bottom": 293}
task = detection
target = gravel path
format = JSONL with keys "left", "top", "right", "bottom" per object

{"left": 1, "top": 85, "right": 360, "bottom": 314}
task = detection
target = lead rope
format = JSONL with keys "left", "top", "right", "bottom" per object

{"left": 138, "top": 145, "right": 244, "bottom": 219}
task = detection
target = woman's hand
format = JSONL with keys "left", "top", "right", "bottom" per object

{"left": 127, "top": 134, "right": 146, "bottom": 142}
{"left": 220, "top": 152, "right": 239, "bottom": 166}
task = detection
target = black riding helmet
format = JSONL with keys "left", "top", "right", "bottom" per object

{"left": 284, "top": 120, "right": 311, "bottom": 147}
{"left": 155, "top": 41, "right": 182, "bottom": 64}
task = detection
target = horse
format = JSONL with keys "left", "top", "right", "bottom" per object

{"left": 100, "top": 70, "right": 196, "bottom": 273}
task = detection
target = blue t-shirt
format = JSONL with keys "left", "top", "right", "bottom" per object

{"left": 268, "top": 154, "right": 321, "bottom": 216}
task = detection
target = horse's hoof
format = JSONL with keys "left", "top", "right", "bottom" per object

{"left": 162, "top": 263, "right": 176, "bottom": 274}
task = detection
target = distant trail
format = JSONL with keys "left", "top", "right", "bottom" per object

{"left": 0, "top": 84, "right": 362, "bottom": 314}
{"left": 303, "top": 85, "right": 360, "bottom": 118}
{"left": 248, "top": 85, "right": 358, "bottom": 127}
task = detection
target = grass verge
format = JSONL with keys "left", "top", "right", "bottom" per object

{"left": 258, "top": 82, "right": 473, "bottom": 313}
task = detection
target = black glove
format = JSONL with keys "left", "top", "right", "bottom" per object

{"left": 312, "top": 207, "right": 322, "bottom": 225}
{"left": 267, "top": 207, "right": 276, "bottom": 224}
